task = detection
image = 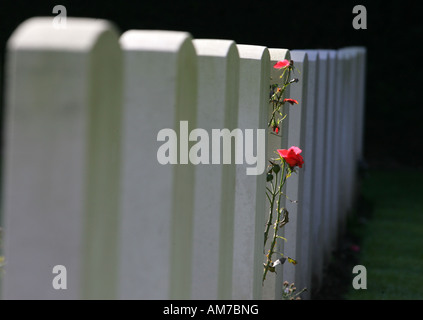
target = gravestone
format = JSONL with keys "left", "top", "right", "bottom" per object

{"left": 332, "top": 50, "right": 347, "bottom": 241}
{"left": 346, "top": 50, "right": 358, "bottom": 214}
{"left": 232, "top": 44, "right": 269, "bottom": 300}
{"left": 191, "top": 39, "right": 239, "bottom": 299}
{"left": 119, "top": 30, "right": 197, "bottom": 299}
{"left": 291, "top": 49, "right": 319, "bottom": 299}
{"left": 1, "top": 17, "right": 122, "bottom": 299}
{"left": 353, "top": 47, "right": 367, "bottom": 165}
{"left": 337, "top": 48, "right": 356, "bottom": 232}
{"left": 304, "top": 49, "right": 328, "bottom": 291}
{"left": 342, "top": 47, "right": 366, "bottom": 208}
{"left": 282, "top": 51, "right": 309, "bottom": 298}
{"left": 318, "top": 50, "right": 337, "bottom": 259}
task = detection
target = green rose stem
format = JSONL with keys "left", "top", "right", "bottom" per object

{"left": 263, "top": 159, "right": 288, "bottom": 283}
{"left": 263, "top": 61, "right": 302, "bottom": 287}
{"left": 263, "top": 64, "right": 291, "bottom": 283}
{"left": 264, "top": 160, "right": 285, "bottom": 247}
{"left": 268, "top": 67, "right": 292, "bottom": 128}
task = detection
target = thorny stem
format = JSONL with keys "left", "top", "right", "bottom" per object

{"left": 263, "top": 62, "right": 299, "bottom": 284}
{"left": 267, "top": 66, "right": 292, "bottom": 128}
{"left": 264, "top": 169, "right": 278, "bottom": 248}
{"left": 263, "top": 161, "right": 288, "bottom": 283}
{"left": 263, "top": 196, "right": 287, "bottom": 284}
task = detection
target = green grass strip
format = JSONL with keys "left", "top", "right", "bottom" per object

{"left": 346, "top": 168, "right": 423, "bottom": 299}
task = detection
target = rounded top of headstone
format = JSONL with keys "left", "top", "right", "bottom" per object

{"left": 236, "top": 44, "right": 269, "bottom": 61}
{"left": 268, "top": 48, "right": 290, "bottom": 62}
{"left": 341, "top": 46, "right": 366, "bottom": 54}
{"left": 338, "top": 47, "right": 360, "bottom": 59}
{"left": 294, "top": 50, "right": 318, "bottom": 61}
{"left": 8, "top": 17, "right": 119, "bottom": 52}
{"left": 308, "top": 49, "right": 328, "bottom": 60}
{"left": 317, "top": 49, "right": 337, "bottom": 59}
{"left": 192, "top": 39, "right": 237, "bottom": 57}
{"left": 290, "top": 51, "right": 308, "bottom": 63}
{"left": 120, "top": 30, "right": 193, "bottom": 52}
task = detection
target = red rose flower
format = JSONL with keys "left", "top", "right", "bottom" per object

{"left": 283, "top": 98, "right": 298, "bottom": 105}
{"left": 273, "top": 59, "right": 290, "bottom": 69}
{"left": 277, "top": 146, "right": 304, "bottom": 168}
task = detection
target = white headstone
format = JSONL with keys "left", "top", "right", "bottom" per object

{"left": 119, "top": 30, "right": 197, "bottom": 299}
{"left": 318, "top": 50, "right": 337, "bottom": 259}
{"left": 291, "top": 49, "right": 319, "bottom": 299}
{"left": 342, "top": 47, "right": 366, "bottom": 207}
{"left": 232, "top": 44, "right": 269, "bottom": 300}
{"left": 282, "top": 51, "right": 309, "bottom": 297}
{"left": 346, "top": 49, "right": 358, "bottom": 213}
{"left": 332, "top": 50, "right": 347, "bottom": 242}
{"left": 191, "top": 39, "right": 239, "bottom": 299}
{"left": 338, "top": 48, "right": 357, "bottom": 229}
{"left": 306, "top": 49, "right": 328, "bottom": 290}
{"left": 1, "top": 17, "right": 122, "bottom": 299}
{"left": 353, "top": 47, "right": 367, "bottom": 164}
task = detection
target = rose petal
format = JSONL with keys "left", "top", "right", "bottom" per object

{"left": 283, "top": 98, "right": 299, "bottom": 105}
{"left": 273, "top": 59, "right": 290, "bottom": 69}
{"left": 289, "top": 146, "right": 302, "bottom": 155}
{"left": 285, "top": 157, "right": 297, "bottom": 167}
{"left": 277, "top": 147, "right": 304, "bottom": 168}
{"left": 277, "top": 149, "right": 288, "bottom": 158}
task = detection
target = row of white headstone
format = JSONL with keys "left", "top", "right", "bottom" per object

{"left": 0, "top": 17, "right": 366, "bottom": 299}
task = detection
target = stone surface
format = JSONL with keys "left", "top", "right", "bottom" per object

{"left": 318, "top": 50, "right": 337, "bottom": 262}
{"left": 283, "top": 51, "right": 309, "bottom": 298}
{"left": 332, "top": 50, "right": 346, "bottom": 243}
{"left": 291, "top": 49, "right": 319, "bottom": 299}
{"left": 191, "top": 39, "right": 239, "bottom": 299}
{"left": 2, "top": 17, "right": 122, "bottom": 299}
{"left": 119, "top": 30, "right": 197, "bottom": 299}
{"left": 306, "top": 49, "right": 328, "bottom": 291}
{"left": 337, "top": 48, "right": 357, "bottom": 233}
{"left": 232, "top": 44, "right": 269, "bottom": 300}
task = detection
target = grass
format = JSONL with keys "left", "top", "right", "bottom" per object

{"left": 345, "top": 168, "right": 423, "bottom": 299}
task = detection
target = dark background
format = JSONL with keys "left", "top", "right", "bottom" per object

{"left": 0, "top": 0, "right": 421, "bottom": 168}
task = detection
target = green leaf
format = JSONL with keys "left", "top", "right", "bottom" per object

{"left": 276, "top": 235, "right": 287, "bottom": 242}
